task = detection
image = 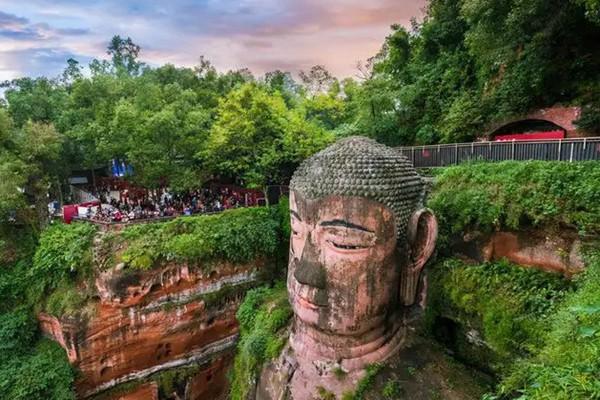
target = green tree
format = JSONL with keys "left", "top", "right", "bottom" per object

{"left": 299, "top": 65, "right": 336, "bottom": 98}
{"left": 61, "top": 58, "right": 83, "bottom": 85}
{"left": 15, "top": 122, "right": 64, "bottom": 230}
{"left": 344, "top": 0, "right": 600, "bottom": 145}
{"left": 203, "top": 83, "right": 331, "bottom": 187}
{"left": 107, "top": 35, "right": 143, "bottom": 76}
{"left": 2, "top": 78, "right": 68, "bottom": 127}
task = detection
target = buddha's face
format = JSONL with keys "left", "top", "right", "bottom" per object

{"left": 288, "top": 191, "right": 402, "bottom": 336}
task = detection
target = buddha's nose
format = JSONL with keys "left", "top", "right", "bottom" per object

{"left": 293, "top": 233, "right": 326, "bottom": 290}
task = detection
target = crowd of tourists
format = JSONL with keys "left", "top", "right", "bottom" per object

{"left": 75, "top": 186, "right": 262, "bottom": 224}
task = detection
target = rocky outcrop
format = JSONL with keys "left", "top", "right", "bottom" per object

{"left": 40, "top": 255, "right": 267, "bottom": 399}
{"left": 452, "top": 227, "right": 585, "bottom": 275}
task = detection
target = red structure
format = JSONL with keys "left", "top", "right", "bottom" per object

{"left": 486, "top": 106, "right": 584, "bottom": 141}
{"left": 494, "top": 130, "right": 565, "bottom": 141}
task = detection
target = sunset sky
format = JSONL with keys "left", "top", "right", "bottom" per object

{"left": 0, "top": 0, "right": 426, "bottom": 81}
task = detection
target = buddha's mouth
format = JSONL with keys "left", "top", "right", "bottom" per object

{"left": 293, "top": 281, "right": 328, "bottom": 309}
{"left": 297, "top": 294, "right": 321, "bottom": 310}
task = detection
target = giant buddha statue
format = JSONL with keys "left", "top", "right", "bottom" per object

{"left": 256, "top": 136, "right": 439, "bottom": 399}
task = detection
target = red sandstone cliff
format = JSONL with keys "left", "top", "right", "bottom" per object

{"left": 40, "top": 229, "right": 267, "bottom": 399}
{"left": 452, "top": 226, "right": 585, "bottom": 276}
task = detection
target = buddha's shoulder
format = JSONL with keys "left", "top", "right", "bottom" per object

{"left": 342, "top": 336, "right": 492, "bottom": 400}
{"left": 254, "top": 336, "right": 491, "bottom": 400}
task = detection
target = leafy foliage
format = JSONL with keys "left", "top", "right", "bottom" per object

{"left": 498, "top": 248, "right": 600, "bottom": 399}
{"left": 119, "top": 207, "right": 281, "bottom": 269}
{"left": 428, "top": 161, "right": 600, "bottom": 249}
{"left": 31, "top": 222, "right": 97, "bottom": 297}
{"left": 433, "top": 252, "right": 600, "bottom": 400}
{"left": 0, "top": 308, "right": 37, "bottom": 360}
{"left": 0, "top": 307, "right": 75, "bottom": 400}
{"left": 230, "top": 283, "right": 292, "bottom": 400}
{"left": 0, "top": 339, "right": 75, "bottom": 400}
{"left": 427, "top": 160, "right": 600, "bottom": 399}
{"left": 0, "top": 110, "right": 65, "bottom": 243}
{"left": 344, "top": 0, "right": 600, "bottom": 145}
{"left": 428, "top": 259, "right": 571, "bottom": 365}
{"left": 203, "top": 82, "right": 333, "bottom": 187}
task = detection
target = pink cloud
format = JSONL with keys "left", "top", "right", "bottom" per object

{"left": 0, "top": 0, "right": 427, "bottom": 80}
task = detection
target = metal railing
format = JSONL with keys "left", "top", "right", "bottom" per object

{"left": 397, "top": 137, "right": 600, "bottom": 168}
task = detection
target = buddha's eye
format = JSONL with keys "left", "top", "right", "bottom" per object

{"left": 322, "top": 227, "right": 375, "bottom": 252}
{"left": 327, "top": 240, "right": 369, "bottom": 250}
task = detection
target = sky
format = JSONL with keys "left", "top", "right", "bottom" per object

{"left": 0, "top": 0, "right": 426, "bottom": 81}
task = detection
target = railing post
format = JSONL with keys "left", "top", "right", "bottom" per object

{"left": 511, "top": 139, "right": 515, "bottom": 160}
{"left": 455, "top": 143, "right": 458, "bottom": 165}
{"left": 569, "top": 142, "right": 574, "bottom": 162}
{"left": 557, "top": 139, "right": 562, "bottom": 161}
{"left": 411, "top": 147, "right": 415, "bottom": 165}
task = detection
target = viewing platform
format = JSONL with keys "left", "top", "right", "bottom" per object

{"left": 397, "top": 136, "right": 600, "bottom": 168}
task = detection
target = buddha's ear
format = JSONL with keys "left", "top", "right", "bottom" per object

{"left": 407, "top": 208, "right": 438, "bottom": 272}
{"left": 399, "top": 208, "right": 438, "bottom": 306}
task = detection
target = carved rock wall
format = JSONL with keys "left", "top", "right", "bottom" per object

{"left": 451, "top": 227, "right": 585, "bottom": 275}
{"left": 40, "top": 258, "right": 265, "bottom": 399}
{"left": 110, "top": 383, "right": 159, "bottom": 400}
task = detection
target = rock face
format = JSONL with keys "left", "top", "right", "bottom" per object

{"left": 40, "top": 256, "right": 266, "bottom": 399}
{"left": 453, "top": 228, "right": 585, "bottom": 275}
{"left": 258, "top": 334, "right": 490, "bottom": 400}
{"left": 256, "top": 137, "right": 439, "bottom": 399}
{"left": 110, "top": 383, "right": 159, "bottom": 400}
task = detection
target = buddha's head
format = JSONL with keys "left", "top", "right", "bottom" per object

{"left": 288, "top": 137, "right": 437, "bottom": 338}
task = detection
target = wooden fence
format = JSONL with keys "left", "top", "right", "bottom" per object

{"left": 397, "top": 137, "right": 600, "bottom": 168}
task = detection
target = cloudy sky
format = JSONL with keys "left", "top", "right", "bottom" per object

{"left": 0, "top": 0, "right": 425, "bottom": 81}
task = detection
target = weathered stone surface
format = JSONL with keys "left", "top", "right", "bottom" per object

{"left": 40, "top": 258, "right": 264, "bottom": 398}
{"left": 184, "top": 353, "right": 234, "bottom": 400}
{"left": 256, "top": 137, "right": 438, "bottom": 399}
{"left": 257, "top": 334, "right": 490, "bottom": 400}
{"left": 344, "top": 334, "right": 491, "bottom": 400}
{"left": 256, "top": 344, "right": 297, "bottom": 400}
{"left": 453, "top": 228, "right": 585, "bottom": 275}
{"left": 107, "top": 382, "right": 158, "bottom": 400}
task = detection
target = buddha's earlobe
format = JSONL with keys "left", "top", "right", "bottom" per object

{"left": 399, "top": 208, "right": 438, "bottom": 306}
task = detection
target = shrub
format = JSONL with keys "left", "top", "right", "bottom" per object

{"left": 30, "top": 222, "right": 97, "bottom": 296}
{"left": 229, "top": 283, "right": 292, "bottom": 400}
{"left": 0, "top": 339, "right": 75, "bottom": 400}
{"left": 0, "top": 308, "right": 37, "bottom": 361}
{"left": 499, "top": 248, "right": 600, "bottom": 399}
{"left": 45, "top": 282, "right": 87, "bottom": 317}
{"left": 428, "top": 161, "right": 600, "bottom": 249}
{"left": 382, "top": 379, "right": 403, "bottom": 399}
{"left": 119, "top": 207, "right": 282, "bottom": 269}
{"left": 427, "top": 259, "right": 572, "bottom": 368}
